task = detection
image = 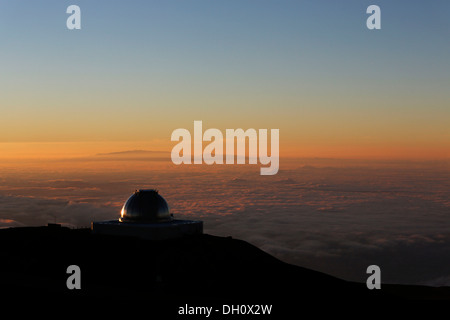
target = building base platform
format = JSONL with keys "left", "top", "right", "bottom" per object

{"left": 91, "top": 219, "right": 203, "bottom": 240}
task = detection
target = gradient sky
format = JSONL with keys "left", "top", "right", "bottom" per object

{"left": 0, "top": 0, "right": 449, "bottom": 159}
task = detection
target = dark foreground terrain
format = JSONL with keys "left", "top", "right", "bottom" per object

{"left": 1, "top": 226, "right": 449, "bottom": 316}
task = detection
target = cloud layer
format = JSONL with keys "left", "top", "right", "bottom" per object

{"left": 0, "top": 158, "right": 448, "bottom": 285}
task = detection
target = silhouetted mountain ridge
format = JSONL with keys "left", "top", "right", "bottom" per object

{"left": 96, "top": 150, "right": 168, "bottom": 156}
{"left": 0, "top": 226, "right": 449, "bottom": 315}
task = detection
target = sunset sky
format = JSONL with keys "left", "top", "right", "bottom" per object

{"left": 0, "top": 1, "right": 449, "bottom": 286}
{"left": 0, "top": 0, "right": 449, "bottom": 159}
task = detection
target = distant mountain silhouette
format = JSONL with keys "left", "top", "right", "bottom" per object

{"left": 1, "top": 226, "right": 449, "bottom": 315}
{"left": 96, "top": 150, "right": 168, "bottom": 156}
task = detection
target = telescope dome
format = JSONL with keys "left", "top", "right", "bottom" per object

{"left": 120, "top": 189, "right": 171, "bottom": 223}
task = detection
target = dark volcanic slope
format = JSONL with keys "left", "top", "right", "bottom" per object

{"left": 0, "top": 226, "right": 449, "bottom": 311}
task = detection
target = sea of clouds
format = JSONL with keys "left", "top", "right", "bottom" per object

{"left": 0, "top": 157, "right": 448, "bottom": 285}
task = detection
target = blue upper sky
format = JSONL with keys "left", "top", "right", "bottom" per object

{"left": 0, "top": 1, "right": 448, "bottom": 153}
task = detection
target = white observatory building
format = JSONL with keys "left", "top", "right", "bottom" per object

{"left": 92, "top": 189, "right": 203, "bottom": 240}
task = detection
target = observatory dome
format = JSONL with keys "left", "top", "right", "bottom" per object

{"left": 120, "top": 189, "right": 171, "bottom": 223}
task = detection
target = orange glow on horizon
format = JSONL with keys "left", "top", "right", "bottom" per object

{"left": 0, "top": 140, "right": 447, "bottom": 163}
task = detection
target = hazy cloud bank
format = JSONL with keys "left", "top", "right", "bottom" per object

{"left": 0, "top": 158, "right": 448, "bottom": 285}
